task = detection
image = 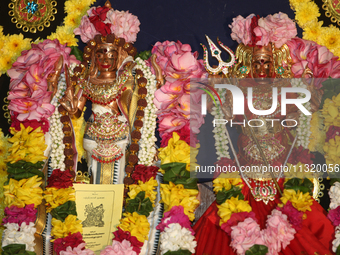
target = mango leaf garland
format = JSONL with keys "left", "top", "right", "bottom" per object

{"left": 164, "top": 250, "right": 192, "bottom": 255}
{"left": 216, "top": 186, "right": 244, "bottom": 205}
{"left": 284, "top": 178, "right": 314, "bottom": 194}
{"left": 6, "top": 161, "right": 44, "bottom": 181}
{"left": 245, "top": 244, "right": 269, "bottom": 255}
{"left": 50, "top": 201, "right": 77, "bottom": 221}
{"left": 125, "top": 191, "right": 153, "bottom": 217}
{"left": 162, "top": 162, "right": 198, "bottom": 190}
{"left": 2, "top": 244, "right": 36, "bottom": 255}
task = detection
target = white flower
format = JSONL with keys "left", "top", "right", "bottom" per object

{"left": 160, "top": 223, "right": 197, "bottom": 254}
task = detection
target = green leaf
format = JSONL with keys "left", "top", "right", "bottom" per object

{"left": 164, "top": 249, "right": 192, "bottom": 255}
{"left": 6, "top": 160, "right": 44, "bottom": 181}
{"left": 284, "top": 178, "right": 314, "bottom": 195}
{"left": 126, "top": 191, "right": 154, "bottom": 217}
{"left": 162, "top": 162, "right": 198, "bottom": 189}
{"left": 216, "top": 186, "right": 244, "bottom": 205}
{"left": 245, "top": 244, "right": 268, "bottom": 255}
{"left": 135, "top": 50, "right": 152, "bottom": 61}
{"left": 70, "top": 46, "right": 84, "bottom": 62}
{"left": 51, "top": 201, "right": 77, "bottom": 221}
{"left": 2, "top": 244, "right": 36, "bottom": 255}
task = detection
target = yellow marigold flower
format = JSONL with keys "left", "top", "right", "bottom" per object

{"left": 128, "top": 177, "right": 158, "bottom": 205}
{"left": 216, "top": 196, "right": 252, "bottom": 225}
{"left": 4, "top": 176, "right": 43, "bottom": 208}
{"left": 308, "top": 111, "right": 326, "bottom": 153}
{"left": 7, "top": 124, "right": 47, "bottom": 164}
{"left": 118, "top": 212, "right": 150, "bottom": 243}
{"left": 213, "top": 177, "right": 243, "bottom": 193}
{"left": 323, "top": 136, "right": 340, "bottom": 168}
{"left": 65, "top": 0, "right": 95, "bottom": 16}
{"left": 0, "top": 128, "right": 11, "bottom": 164}
{"left": 51, "top": 215, "right": 82, "bottom": 239}
{"left": 295, "top": 1, "right": 320, "bottom": 28}
{"left": 322, "top": 94, "right": 340, "bottom": 127}
{"left": 319, "top": 25, "right": 340, "bottom": 57}
{"left": 44, "top": 187, "right": 76, "bottom": 213}
{"left": 64, "top": 11, "right": 82, "bottom": 28}
{"left": 302, "top": 20, "right": 323, "bottom": 42}
{"left": 289, "top": 0, "right": 309, "bottom": 10}
{"left": 160, "top": 182, "right": 199, "bottom": 221}
{"left": 6, "top": 34, "right": 25, "bottom": 54}
{"left": 280, "top": 189, "right": 313, "bottom": 212}
{"left": 0, "top": 53, "right": 13, "bottom": 75}
{"left": 71, "top": 107, "right": 86, "bottom": 162}
{"left": 48, "top": 26, "right": 78, "bottom": 47}
{"left": 159, "top": 132, "right": 199, "bottom": 171}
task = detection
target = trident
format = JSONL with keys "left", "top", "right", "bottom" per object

{"left": 201, "top": 35, "right": 236, "bottom": 76}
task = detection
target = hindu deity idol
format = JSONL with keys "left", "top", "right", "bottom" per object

{"left": 194, "top": 13, "right": 334, "bottom": 255}
{"left": 56, "top": 1, "right": 158, "bottom": 185}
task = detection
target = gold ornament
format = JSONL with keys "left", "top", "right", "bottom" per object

{"left": 8, "top": 0, "right": 57, "bottom": 33}
{"left": 322, "top": 0, "right": 340, "bottom": 26}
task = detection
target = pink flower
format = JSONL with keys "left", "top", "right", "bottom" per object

{"left": 287, "top": 37, "right": 340, "bottom": 87}
{"left": 230, "top": 217, "right": 265, "bottom": 254}
{"left": 107, "top": 10, "right": 140, "bottom": 43}
{"left": 100, "top": 240, "right": 136, "bottom": 255}
{"left": 151, "top": 41, "right": 206, "bottom": 79}
{"left": 112, "top": 228, "right": 143, "bottom": 254}
{"left": 229, "top": 14, "right": 255, "bottom": 46}
{"left": 157, "top": 206, "right": 195, "bottom": 235}
{"left": 277, "top": 201, "right": 304, "bottom": 231}
{"left": 221, "top": 212, "right": 257, "bottom": 236}
{"left": 253, "top": 26, "right": 270, "bottom": 46}
{"left": 160, "top": 123, "right": 198, "bottom": 147}
{"left": 158, "top": 110, "right": 188, "bottom": 136}
{"left": 263, "top": 210, "right": 296, "bottom": 254}
{"left": 258, "top": 12, "right": 297, "bottom": 48}
{"left": 3, "top": 204, "right": 37, "bottom": 225}
{"left": 74, "top": 16, "right": 100, "bottom": 43}
{"left": 60, "top": 243, "right": 95, "bottom": 255}
{"left": 328, "top": 206, "right": 340, "bottom": 226}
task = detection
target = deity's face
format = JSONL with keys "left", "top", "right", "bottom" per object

{"left": 95, "top": 43, "right": 119, "bottom": 75}
{"left": 251, "top": 44, "right": 274, "bottom": 83}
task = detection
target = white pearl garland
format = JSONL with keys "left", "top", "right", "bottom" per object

{"left": 291, "top": 79, "right": 312, "bottom": 149}
{"left": 48, "top": 73, "right": 67, "bottom": 171}
{"left": 211, "top": 88, "right": 230, "bottom": 160}
{"left": 135, "top": 57, "right": 158, "bottom": 166}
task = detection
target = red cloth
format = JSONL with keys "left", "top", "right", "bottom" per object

{"left": 193, "top": 181, "right": 335, "bottom": 255}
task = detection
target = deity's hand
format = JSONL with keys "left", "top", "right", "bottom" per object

{"left": 47, "top": 55, "right": 63, "bottom": 101}
{"left": 59, "top": 65, "right": 86, "bottom": 117}
{"left": 150, "top": 54, "right": 164, "bottom": 89}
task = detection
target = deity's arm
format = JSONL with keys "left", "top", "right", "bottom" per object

{"left": 59, "top": 65, "right": 87, "bottom": 119}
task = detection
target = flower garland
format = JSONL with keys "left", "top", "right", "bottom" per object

{"left": 0, "top": 0, "right": 96, "bottom": 76}
{"left": 2, "top": 39, "right": 80, "bottom": 254}
{"left": 327, "top": 182, "right": 340, "bottom": 252}
{"left": 151, "top": 40, "right": 207, "bottom": 254}
{"left": 136, "top": 58, "right": 158, "bottom": 166}
{"left": 210, "top": 88, "right": 230, "bottom": 160}
{"left": 291, "top": 79, "right": 312, "bottom": 148}
{"left": 289, "top": 0, "right": 340, "bottom": 58}
{"left": 48, "top": 74, "right": 67, "bottom": 171}
{"left": 212, "top": 177, "right": 313, "bottom": 254}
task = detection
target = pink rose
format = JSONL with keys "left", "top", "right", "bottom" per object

{"left": 60, "top": 243, "right": 95, "bottom": 255}
{"left": 263, "top": 209, "right": 296, "bottom": 254}
{"left": 107, "top": 10, "right": 140, "bottom": 43}
{"left": 230, "top": 217, "right": 265, "bottom": 254}
{"left": 74, "top": 16, "right": 101, "bottom": 43}
{"left": 229, "top": 14, "right": 255, "bottom": 45}
{"left": 100, "top": 240, "right": 136, "bottom": 255}
{"left": 221, "top": 212, "right": 257, "bottom": 235}
{"left": 258, "top": 12, "right": 297, "bottom": 48}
